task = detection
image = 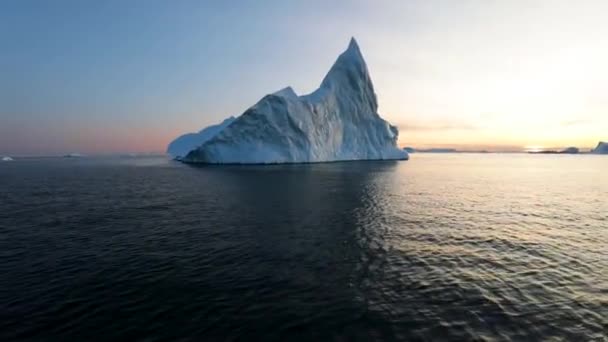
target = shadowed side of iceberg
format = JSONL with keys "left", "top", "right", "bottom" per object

{"left": 592, "top": 141, "right": 608, "bottom": 154}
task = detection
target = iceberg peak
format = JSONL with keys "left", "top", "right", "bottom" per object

{"left": 320, "top": 38, "right": 370, "bottom": 91}
{"left": 344, "top": 37, "right": 363, "bottom": 60}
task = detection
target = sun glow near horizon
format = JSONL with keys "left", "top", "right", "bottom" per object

{"left": 374, "top": 1, "right": 608, "bottom": 152}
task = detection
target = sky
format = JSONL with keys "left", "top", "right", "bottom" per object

{"left": 1, "top": 0, "right": 607, "bottom": 155}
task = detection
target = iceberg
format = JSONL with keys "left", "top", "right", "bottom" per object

{"left": 2, "top": 156, "right": 13, "bottom": 162}
{"left": 64, "top": 153, "right": 84, "bottom": 158}
{"left": 167, "top": 117, "right": 236, "bottom": 158}
{"left": 179, "top": 38, "right": 408, "bottom": 164}
{"left": 592, "top": 141, "right": 608, "bottom": 154}
{"left": 560, "top": 147, "right": 579, "bottom": 154}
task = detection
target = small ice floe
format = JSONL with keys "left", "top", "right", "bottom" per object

{"left": 63, "top": 153, "right": 84, "bottom": 158}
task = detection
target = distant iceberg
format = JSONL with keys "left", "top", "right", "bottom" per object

{"left": 2, "top": 156, "right": 13, "bottom": 161}
{"left": 560, "top": 147, "right": 579, "bottom": 154}
{"left": 592, "top": 141, "right": 608, "bottom": 154}
{"left": 167, "top": 117, "right": 236, "bottom": 159}
{"left": 174, "top": 38, "right": 408, "bottom": 164}
{"left": 64, "top": 153, "right": 84, "bottom": 158}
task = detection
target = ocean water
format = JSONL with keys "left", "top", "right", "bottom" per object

{"left": 1, "top": 154, "right": 606, "bottom": 341}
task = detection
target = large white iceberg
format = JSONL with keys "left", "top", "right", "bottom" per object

{"left": 592, "top": 141, "right": 608, "bottom": 154}
{"left": 167, "top": 117, "right": 236, "bottom": 158}
{"left": 2, "top": 156, "right": 13, "bottom": 162}
{"left": 179, "top": 38, "right": 408, "bottom": 164}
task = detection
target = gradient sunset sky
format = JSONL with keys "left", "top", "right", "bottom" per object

{"left": 1, "top": 0, "right": 607, "bottom": 155}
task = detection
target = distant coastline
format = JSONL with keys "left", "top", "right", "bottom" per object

{"left": 403, "top": 145, "right": 601, "bottom": 154}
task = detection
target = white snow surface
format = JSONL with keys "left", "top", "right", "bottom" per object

{"left": 167, "top": 117, "right": 236, "bottom": 158}
{"left": 592, "top": 141, "right": 608, "bottom": 154}
{"left": 182, "top": 38, "right": 408, "bottom": 164}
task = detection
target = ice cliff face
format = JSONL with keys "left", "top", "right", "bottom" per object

{"left": 167, "top": 117, "right": 236, "bottom": 158}
{"left": 181, "top": 38, "right": 408, "bottom": 164}
{"left": 592, "top": 141, "right": 608, "bottom": 154}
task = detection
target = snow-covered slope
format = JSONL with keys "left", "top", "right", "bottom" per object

{"left": 182, "top": 38, "right": 408, "bottom": 164}
{"left": 592, "top": 141, "right": 608, "bottom": 154}
{"left": 167, "top": 117, "right": 236, "bottom": 158}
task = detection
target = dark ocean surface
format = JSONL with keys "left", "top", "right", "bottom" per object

{"left": 1, "top": 154, "right": 607, "bottom": 341}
